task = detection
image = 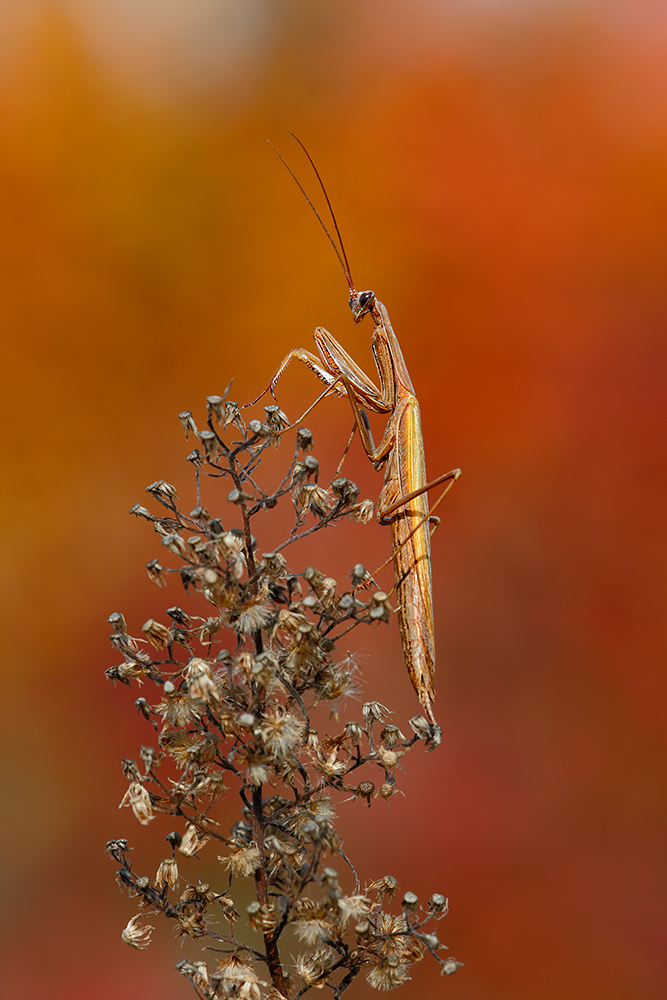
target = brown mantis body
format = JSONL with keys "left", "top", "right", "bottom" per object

{"left": 262, "top": 139, "right": 460, "bottom": 724}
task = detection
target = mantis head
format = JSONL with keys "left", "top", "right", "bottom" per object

{"left": 349, "top": 289, "right": 376, "bottom": 324}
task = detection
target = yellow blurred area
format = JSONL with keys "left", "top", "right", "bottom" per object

{"left": 1, "top": 3, "right": 666, "bottom": 998}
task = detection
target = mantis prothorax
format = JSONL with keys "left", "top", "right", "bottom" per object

{"left": 256, "top": 136, "right": 461, "bottom": 724}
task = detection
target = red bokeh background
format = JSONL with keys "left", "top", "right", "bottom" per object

{"left": 1, "top": 3, "right": 665, "bottom": 998}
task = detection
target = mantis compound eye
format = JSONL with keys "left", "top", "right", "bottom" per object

{"left": 358, "top": 290, "right": 375, "bottom": 309}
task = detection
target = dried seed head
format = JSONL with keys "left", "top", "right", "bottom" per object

{"left": 165, "top": 606, "right": 191, "bottom": 627}
{"left": 146, "top": 480, "right": 179, "bottom": 506}
{"left": 264, "top": 404, "right": 289, "bottom": 433}
{"left": 206, "top": 395, "right": 225, "bottom": 422}
{"left": 129, "top": 503, "right": 155, "bottom": 521}
{"left": 402, "top": 891, "right": 419, "bottom": 912}
{"left": 380, "top": 724, "right": 404, "bottom": 747}
{"left": 304, "top": 454, "right": 319, "bottom": 477}
{"left": 121, "top": 915, "right": 154, "bottom": 950}
{"left": 353, "top": 781, "right": 375, "bottom": 805}
{"left": 118, "top": 782, "right": 153, "bottom": 825}
{"left": 296, "top": 426, "right": 313, "bottom": 450}
{"left": 363, "top": 701, "right": 391, "bottom": 725}
{"left": 219, "top": 895, "right": 240, "bottom": 926}
{"left": 261, "top": 551, "right": 287, "bottom": 578}
{"left": 155, "top": 858, "right": 179, "bottom": 890}
{"left": 367, "top": 875, "right": 398, "bottom": 899}
{"left": 139, "top": 745, "right": 159, "bottom": 771}
{"left": 369, "top": 591, "right": 392, "bottom": 622}
{"left": 184, "top": 657, "right": 220, "bottom": 704}
{"left": 161, "top": 533, "right": 189, "bottom": 558}
{"left": 441, "top": 959, "right": 464, "bottom": 975}
{"left": 108, "top": 611, "right": 128, "bottom": 635}
{"left": 427, "top": 893, "right": 449, "bottom": 915}
{"left": 421, "top": 933, "right": 441, "bottom": 951}
{"left": 222, "top": 842, "right": 261, "bottom": 877}
{"left": 331, "top": 477, "right": 360, "bottom": 505}
{"left": 178, "top": 410, "right": 199, "bottom": 439}
{"left": 121, "top": 758, "right": 141, "bottom": 781}
{"left": 185, "top": 448, "right": 203, "bottom": 466}
{"left": 350, "top": 563, "right": 373, "bottom": 588}
{"left": 142, "top": 618, "right": 172, "bottom": 649}
{"left": 178, "top": 824, "right": 210, "bottom": 856}
{"left": 199, "top": 429, "right": 220, "bottom": 460}
{"left": 227, "top": 488, "right": 252, "bottom": 505}
{"left": 349, "top": 498, "right": 374, "bottom": 523}
{"left": 146, "top": 558, "right": 165, "bottom": 586}
{"left": 345, "top": 721, "right": 363, "bottom": 745}
{"left": 247, "top": 901, "right": 278, "bottom": 933}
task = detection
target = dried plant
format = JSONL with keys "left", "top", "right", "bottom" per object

{"left": 106, "top": 385, "right": 462, "bottom": 998}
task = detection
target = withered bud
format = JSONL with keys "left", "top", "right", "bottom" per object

{"left": 367, "top": 875, "right": 398, "bottom": 898}
{"left": 129, "top": 503, "right": 155, "bottom": 521}
{"left": 304, "top": 454, "right": 319, "bottom": 477}
{"left": 402, "top": 891, "right": 419, "bottom": 912}
{"left": 146, "top": 558, "right": 165, "bottom": 586}
{"left": 165, "top": 830, "right": 182, "bottom": 850}
{"left": 303, "top": 594, "right": 317, "bottom": 609}
{"left": 319, "top": 636, "right": 336, "bottom": 653}
{"left": 428, "top": 894, "right": 449, "bottom": 914}
{"left": 199, "top": 429, "right": 220, "bottom": 460}
{"left": 442, "top": 959, "right": 464, "bottom": 975}
{"left": 161, "top": 533, "right": 189, "bottom": 558}
{"left": 264, "top": 404, "right": 289, "bottom": 433}
{"left": 354, "top": 781, "right": 375, "bottom": 805}
{"left": 338, "top": 594, "right": 359, "bottom": 612}
{"left": 146, "top": 480, "right": 179, "bottom": 506}
{"left": 227, "top": 488, "right": 252, "bottom": 505}
{"left": 331, "top": 477, "right": 360, "bottom": 505}
{"left": 166, "top": 606, "right": 191, "bottom": 626}
{"left": 369, "top": 591, "right": 392, "bottom": 622}
{"left": 206, "top": 395, "right": 224, "bottom": 422}
{"left": 185, "top": 448, "right": 203, "bottom": 466}
{"left": 208, "top": 518, "right": 225, "bottom": 535}
{"left": 108, "top": 611, "right": 128, "bottom": 634}
{"left": 363, "top": 701, "right": 391, "bottom": 725}
{"left": 349, "top": 498, "right": 375, "bottom": 523}
{"left": 142, "top": 618, "right": 172, "bottom": 649}
{"left": 296, "top": 426, "right": 313, "bottom": 450}
{"left": 155, "top": 857, "right": 179, "bottom": 890}
{"left": 178, "top": 410, "right": 199, "bottom": 439}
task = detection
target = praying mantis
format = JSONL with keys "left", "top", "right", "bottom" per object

{"left": 260, "top": 138, "right": 461, "bottom": 724}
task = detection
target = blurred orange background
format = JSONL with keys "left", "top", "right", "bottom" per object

{"left": 1, "top": 2, "right": 666, "bottom": 998}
